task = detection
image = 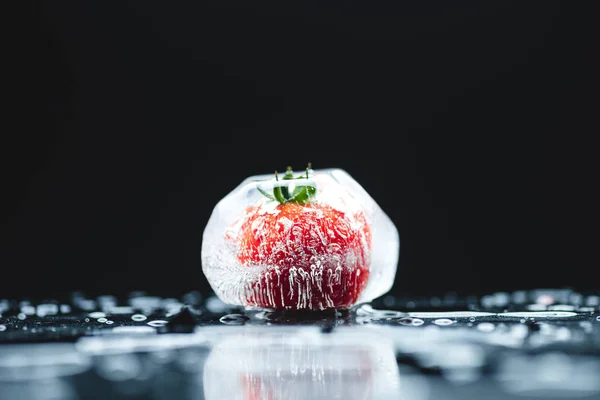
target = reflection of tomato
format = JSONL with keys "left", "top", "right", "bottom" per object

{"left": 227, "top": 201, "right": 371, "bottom": 310}
{"left": 237, "top": 346, "right": 374, "bottom": 400}
{"left": 241, "top": 375, "right": 273, "bottom": 400}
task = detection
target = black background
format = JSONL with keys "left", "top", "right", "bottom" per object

{"left": 2, "top": 1, "right": 599, "bottom": 300}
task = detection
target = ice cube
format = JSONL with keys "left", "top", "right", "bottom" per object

{"left": 201, "top": 167, "right": 399, "bottom": 310}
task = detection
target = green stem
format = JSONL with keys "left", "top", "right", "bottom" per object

{"left": 258, "top": 164, "right": 316, "bottom": 204}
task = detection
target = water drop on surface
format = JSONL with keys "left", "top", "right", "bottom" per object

{"left": 97, "top": 317, "right": 108, "bottom": 323}
{"left": 433, "top": 318, "right": 454, "bottom": 326}
{"left": 21, "top": 305, "right": 36, "bottom": 315}
{"left": 469, "top": 317, "right": 476, "bottom": 322}
{"left": 219, "top": 314, "right": 249, "bottom": 325}
{"left": 398, "top": 317, "right": 424, "bottom": 326}
{"left": 105, "top": 320, "right": 114, "bottom": 325}
{"left": 17, "top": 313, "right": 26, "bottom": 320}
{"left": 0, "top": 324, "right": 6, "bottom": 332}
{"left": 147, "top": 320, "right": 168, "bottom": 327}
{"left": 596, "top": 316, "right": 600, "bottom": 321}
{"left": 89, "top": 311, "right": 106, "bottom": 319}
{"left": 131, "top": 314, "right": 147, "bottom": 322}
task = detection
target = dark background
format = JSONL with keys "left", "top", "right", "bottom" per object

{"left": 2, "top": 1, "right": 598, "bottom": 300}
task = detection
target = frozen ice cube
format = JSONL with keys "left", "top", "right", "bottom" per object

{"left": 201, "top": 168, "right": 399, "bottom": 310}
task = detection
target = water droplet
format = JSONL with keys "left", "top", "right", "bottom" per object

{"left": 84, "top": 318, "right": 90, "bottom": 322}
{"left": 355, "top": 304, "right": 405, "bottom": 323}
{"left": 97, "top": 317, "right": 108, "bottom": 323}
{"left": 17, "top": 313, "right": 26, "bottom": 320}
{"left": 433, "top": 318, "right": 454, "bottom": 326}
{"left": 0, "top": 325, "right": 6, "bottom": 332}
{"left": 89, "top": 311, "right": 106, "bottom": 319}
{"left": 77, "top": 299, "right": 97, "bottom": 311}
{"left": 106, "top": 306, "right": 134, "bottom": 314}
{"left": 131, "top": 314, "right": 147, "bottom": 322}
{"left": 105, "top": 320, "right": 114, "bottom": 325}
{"left": 129, "top": 296, "right": 162, "bottom": 310}
{"left": 21, "top": 305, "right": 36, "bottom": 315}
{"left": 398, "top": 317, "right": 424, "bottom": 326}
{"left": 469, "top": 317, "right": 476, "bottom": 322}
{"left": 147, "top": 320, "right": 168, "bottom": 327}
{"left": 60, "top": 304, "right": 71, "bottom": 314}
{"left": 219, "top": 314, "right": 249, "bottom": 325}
{"left": 596, "top": 316, "right": 600, "bottom": 321}
{"left": 36, "top": 303, "right": 59, "bottom": 317}
{"left": 520, "top": 319, "right": 526, "bottom": 324}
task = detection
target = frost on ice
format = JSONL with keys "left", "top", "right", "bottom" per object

{"left": 201, "top": 168, "right": 400, "bottom": 310}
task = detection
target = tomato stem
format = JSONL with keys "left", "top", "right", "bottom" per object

{"left": 258, "top": 164, "right": 316, "bottom": 204}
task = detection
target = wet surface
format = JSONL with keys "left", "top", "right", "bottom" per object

{"left": 2, "top": 289, "right": 600, "bottom": 399}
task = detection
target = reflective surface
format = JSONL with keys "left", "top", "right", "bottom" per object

{"left": 2, "top": 289, "right": 600, "bottom": 399}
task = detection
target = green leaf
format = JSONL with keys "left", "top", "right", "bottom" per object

{"left": 273, "top": 185, "right": 286, "bottom": 203}
{"left": 288, "top": 184, "right": 317, "bottom": 204}
{"left": 257, "top": 186, "right": 276, "bottom": 201}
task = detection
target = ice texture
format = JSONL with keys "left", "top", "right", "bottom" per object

{"left": 201, "top": 168, "right": 399, "bottom": 310}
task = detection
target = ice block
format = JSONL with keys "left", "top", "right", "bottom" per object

{"left": 201, "top": 166, "right": 399, "bottom": 310}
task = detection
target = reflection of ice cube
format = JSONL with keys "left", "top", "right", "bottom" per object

{"left": 202, "top": 327, "right": 409, "bottom": 400}
{"left": 201, "top": 168, "right": 399, "bottom": 310}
